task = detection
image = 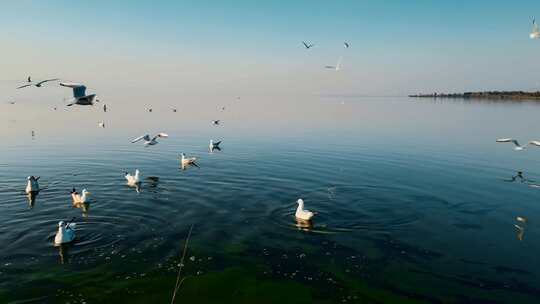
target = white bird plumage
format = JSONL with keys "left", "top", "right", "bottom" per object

{"left": 71, "top": 188, "right": 90, "bottom": 204}
{"left": 531, "top": 18, "right": 540, "bottom": 39}
{"left": 295, "top": 198, "right": 315, "bottom": 221}
{"left": 125, "top": 169, "right": 140, "bottom": 186}
{"left": 54, "top": 221, "right": 76, "bottom": 245}
{"left": 60, "top": 82, "right": 97, "bottom": 106}
{"left": 180, "top": 153, "right": 198, "bottom": 166}
{"left": 496, "top": 138, "right": 540, "bottom": 150}
{"left": 131, "top": 133, "right": 169, "bottom": 146}
{"left": 25, "top": 176, "right": 40, "bottom": 194}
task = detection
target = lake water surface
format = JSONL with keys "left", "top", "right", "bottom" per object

{"left": 1, "top": 94, "right": 540, "bottom": 303}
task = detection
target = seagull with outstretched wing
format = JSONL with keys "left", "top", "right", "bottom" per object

{"left": 60, "top": 82, "right": 97, "bottom": 106}
{"left": 17, "top": 78, "right": 59, "bottom": 89}
{"left": 496, "top": 138, "right": 540, "bottom": 151}
{"left": 132, "top": 133, "right": 168, "bottom": 146}
{"left": 302, "top": 41, "right": 314, "bottom": 49}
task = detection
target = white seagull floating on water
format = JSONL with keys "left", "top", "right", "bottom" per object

{"left": 531, "top": 18, "right": 540, "bottom": 39}
{"left": 60, "top": 82, "right": 98, "bottom": 106}
{"left": 295, "top": 198, "right": 315, "bottom": 221}
{"left": 180, "top": 153, "right": 198, "bottom": 169}
{"left": 131, "top": 133, "right": 169, "bottom": 146}
{"left": 71, "top": 188, "right": 90, "bottom": 204}
{"left": 25, "top": 176, "right": 40, "bottom": 194}
{"left": 125, "top": 169, "right": 140, "bottom": 186}
{"left": 496, "top": 138, "right": 540, "bottom": 150}
{"left": 209, "top": 139, "right": 222, "bottom": 151}
{"left": 54, "top": 219, "right": 76, "bottom": 245}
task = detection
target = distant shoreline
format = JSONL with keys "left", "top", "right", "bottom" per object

{"left": 408, "top": 91, "right": 540, "bottom": 100}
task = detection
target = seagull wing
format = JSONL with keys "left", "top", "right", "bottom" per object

{"left": 496, "top": 138, "right": 519, "bottom": 146}
{"left": 302, "top": 41, "right": 309, "bottom": 48}
{"left": 344, "top": 42, "right": 350, "bottom": 48}
{"left": 528, "top": 140, "right": 540, "bottom": 147}
{"left": 132, "top": 134, "right": 150, "bottom": 143}
{"left": 157, "top": 133, "right": 169, "bottom": 138}
{"left": 36, "top": 78, "right": 59, "bottom": 86}
{"left": 60, "top": 83, "right": 87, "bottom": 98}
{"left": 17, "top": 84, "right": 32, "bottom": 89}
{"left": 336, "top": 56, "right": 343, "bottom": 70}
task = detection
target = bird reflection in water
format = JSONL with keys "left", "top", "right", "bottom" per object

{"left": 57, "top": 244, "right": 70, "bottom": 264}
{"left": 27, "top": 191, "right": 39, "bottom": 208}
{"left": 515, "top": 216, "right": 527, "bottom": 241}
{"left": 73, "top": 202, "right": 90, "bottom": 218}
{"left": 295, "top": 218, "right": 313, "bottom": 232}
{"left": 145, "top": 176, "right": 160, "bottom": 188}
{"left": 503, "top": 171, "right": 534, "bottom": 183}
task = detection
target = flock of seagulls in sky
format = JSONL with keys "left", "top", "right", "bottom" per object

{"left": 302, "top": 41, "right": 350, "bottom": 71}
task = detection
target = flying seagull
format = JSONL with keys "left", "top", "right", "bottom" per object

{"left": 17, "top": 78, "right": 59, "bottom": 89}
{"left": 531, "top": 18, "right": 540, "bottom": 39}
{"left": 131, "top": 133, "right": 169, "bottom": 146}
{"left": 344, "top": 42, "right": 350, "bottom": 48}
{"left": 60, "top": 82, "right": 97, "bottom": 106}
{"left": 302, "top": 41, "right": 314, "bottom": 49}
{"left": 496, "top": 138, "right": 540, "bottom": 150}
{"left": 212, "top": 120, "right": 220, "bottom": 126}
{"left": 325, "top": 57, "right": 343, "bottom": 71}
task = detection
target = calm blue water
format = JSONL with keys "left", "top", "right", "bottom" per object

{"left": 1, "top": 97, "right": 540, "bottom": 303}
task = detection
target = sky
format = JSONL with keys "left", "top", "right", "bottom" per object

{"left": 1, "top": 1, "right": 540, "bottom": 97}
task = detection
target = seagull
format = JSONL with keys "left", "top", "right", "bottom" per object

{"left": 344, "top": 42, "right": 350, "bottom": 48}
{"left": 54, "top": 219, "right": 76, "bottom": 245}
{"left": 27, "top": 76, "right": 31, "bottom": 83}
{"left": 209, "top": 139, "right": 222, "bottom": 152}
{"left": 71, "top": 188, "right": 90, "bottom": 204}
{"left": 103, "top": 104, "right": 107, "bottom": 112}
{"left": 325, "top": 57, "right": 342, "bottom": 71}
{"left": 531, "top": 18, "right": 540, "bottom": 39}
{"left": 496, "top": 138, "right": 540, "bottom": 150}
{"left": 60, "top": 82, "right": 97, "bottom": 106}
{"left": 295, "top": 198, "right": 315, "bottom": 221}
{"left": 302, "top": 41, "right": 314, "bottom": 49}
{"left": 131, "top": 133, "right": 169, "bottom": 146}
{"left": 125, "top": 169, "right": 140, "bottom": 186}
{"left": 17, "top": 78, "right": 59, "bottom": 89}
{"left": 212, "top": 120, "right": 220, "bottom": 126}
{"left": 25, "top": 176, "right": 40, "bottom": 194}
{"left": 173, "top": 108, "right": 177, "bottom": 112}
{"left": 148, "top": 108, "right": 153, "bottom": 112}
{"left": 7, "top": 101, "right": 16, "bottom": 105}
{"left": 180, "top": 153, "right": 198, "bottom": 169}
{"left": 98, "top": 122, "right": 105, "bottom": 128}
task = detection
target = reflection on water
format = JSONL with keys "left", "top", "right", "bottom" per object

{"left": 27, "top": 191, "right": 38, "bottom": 208}
{"left": 1, "top": 97, "right": 540, "bottom": 302}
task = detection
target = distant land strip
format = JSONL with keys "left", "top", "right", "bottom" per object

{"left": 408, "top": 91, "right": 540, "bottom": 100}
